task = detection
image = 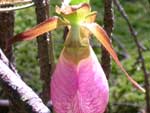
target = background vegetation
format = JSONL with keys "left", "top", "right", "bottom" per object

{"left": 12, "top": 0, "right": 149, "bottom": 112}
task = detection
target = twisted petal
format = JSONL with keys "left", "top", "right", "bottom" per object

{"left": 82, "top": 22, "right": 145, "bottom": 93}
{"left": 6, "top": 16, "right": 67, "bottom": 50}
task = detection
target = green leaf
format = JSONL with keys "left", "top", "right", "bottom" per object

{"left": 69, "top": 0, "right": 89, "bottom": 5}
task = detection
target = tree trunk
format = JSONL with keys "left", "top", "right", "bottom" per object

{"left": 0, "top": 6, "right": 15, "bottom": 113}
{"left": 34, "top": 0, "right": 55, "bottom": 104}
{"left": 0, "top": 8, "right": 14, "bottom": 62}
{"left": 102, "top": 0, "right": 114, "bottom": 113}
{"left": 102, "top": 0, "right": 114, "bottom": 79}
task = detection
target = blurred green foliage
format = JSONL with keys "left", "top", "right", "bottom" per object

{"left": 12, "top": 0, "right": 149, "bottom": 112}
{"left": 14, "top": 7, "right": 41, "bottom": 92}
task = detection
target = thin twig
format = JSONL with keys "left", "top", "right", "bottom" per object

{"left": 0, "top": 99, "right": 53, "bottom": 111}
{"left": 0, "top": 0, "right": 32, "bottom": 5}
{"left": 112, "top": 35, "right": 130, "bottom": 58}
{"left": 113, "top": 0, "right": 150, "bottom": 112}
{"left": 0, "top": 3, "right": 34, "bottom": 12}
{"left": 112, "top": 102, "right": 141, "bottom": 108}
{"left": 0, "top": 99, "right": 9, "bottom": 107}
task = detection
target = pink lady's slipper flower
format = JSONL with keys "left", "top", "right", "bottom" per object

{"left": 7, "top": 0, "right": 145, "bottom": 113}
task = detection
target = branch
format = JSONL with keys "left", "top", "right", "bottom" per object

{"left": 101, "top": 0, "right": 114, "bottom": 79}
{"left": 112, "top": 35, "right": 130, "bottom": 58}
{"left": 0, "top": 99, "right": 9, "bottom": 107}
{"left": 113, "top": 0, "right": 150, "bottom": 112}
{"left": 112, "top": 102, "right": 141, "bottom": 108}
{"left": 0, "top": 0, "right": 32, "bottom": 5}
{"left": 0, "top": 99, "right": 53, "bottom": 111}
{"left": 0, "top": 3, "right": 34, "bottom": 12}
{"left": 0, "top": 49, "right": 51, "bottom": 113}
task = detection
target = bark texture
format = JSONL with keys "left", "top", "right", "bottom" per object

{"left": 102, "top": 0, "right": 114, "bottom": 113}
{"left": 0, "top": 7, "right": 15, "bottom": 113}
{"left": 0, "top": 49, "right": 51, "bottom": 113}
{"left": 34, "top": 0, "right": 55, "bottom": 104}
{"left": 101, "top": 0, "right": 114, "bottom": 79}
{"left": 0, "top": 9, "right": 14, "bottom": 62}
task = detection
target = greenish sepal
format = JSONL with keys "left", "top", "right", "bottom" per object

{"left": 70, "top": 0, "right": 90, "bottom": 5}
{"left": 85, "top": 11, "right": 97, "bottom": 19}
